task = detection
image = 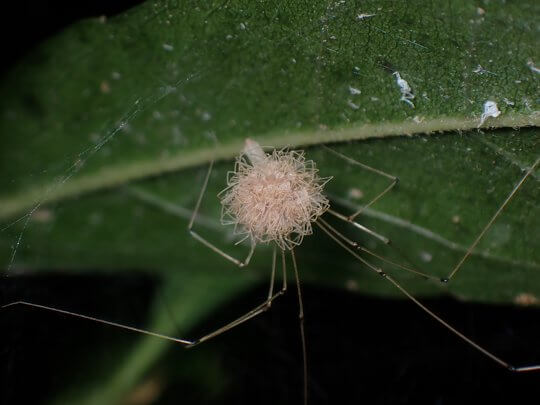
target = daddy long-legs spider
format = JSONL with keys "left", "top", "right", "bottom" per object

{"left": 3, "top": 136, "right": 539, "bottom": 404}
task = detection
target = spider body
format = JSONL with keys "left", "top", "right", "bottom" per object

{"left": 220, "top": 139, "right": 330, "bottom": 250}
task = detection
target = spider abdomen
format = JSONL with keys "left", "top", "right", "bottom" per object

{"left": 220, "top": 139, "right": 330, "bottom": 250}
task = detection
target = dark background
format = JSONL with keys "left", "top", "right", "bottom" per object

{"left": 1, "top": 2, "right": 540, "bottom": 404}
{"left": 1, "top": 1, "right": 145, "bottom": 75}
{"left": 2, "top": 273, "right": 540, "bottom": 404}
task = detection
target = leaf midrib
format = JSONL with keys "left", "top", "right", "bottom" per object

{"left": 2, "top": 113, "right": 538, "bottom": 221}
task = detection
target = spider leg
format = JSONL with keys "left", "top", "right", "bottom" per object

{"left": 318, "top": 217, "right": 439, "bottom": 281}
{"left": 189, "top": 160, "right": 255, "bottom": 267}
{"left": 316, "top": 220, "right": 540, "bottom": 372}
{"left": 323, "top": 145, "right": 399, "bottom": 221}
{"left": 189, "top": 246, "right": 287, "bottom": 347}
{"left": 1, "top": 246, "right": 287, "bottom": 348}
{"left": 443, "top": 156, "right": 539, "bottom": 282}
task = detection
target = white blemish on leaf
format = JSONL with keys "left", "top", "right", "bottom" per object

{"left": 473, "top": 64, "right": 496, "bottom": 76}
{"left": 356, "top": 13, "right": 375, "bottom": 20}
{"left": 347, "top": 188, "right": 364, "bottom": 200}
{"left": 162, "top": 43, "right": 174, "bottom": 51}
{"left": 473, "top": 64, "right": 484, "bottom": 74}
{"left": 503, "top": 98, "right": 514, "bottom": 106}
{"left": 347, "top": 100, "right": 360, "bottom": 110}
{"left": 393, "top": 71, "right": 415, "bottom": 108}
{"left": 526, "top": 60, "right": 540, "bottom": 74}
{"left": 420, "top": 251, "right": 433, "bottom": 263}
{"left": 348, "top": 86, "right": 361, "bottom": 95}
{"left": 478, "top": 100, "right": 501, "bottom": 127}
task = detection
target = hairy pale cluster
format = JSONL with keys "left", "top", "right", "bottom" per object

{"left": 219, "top": 142, "right": 330, "bottom": 250}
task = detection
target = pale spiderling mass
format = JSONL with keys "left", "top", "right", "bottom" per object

{"left": 220, "top": 139, "right": 330, "bottom": 250}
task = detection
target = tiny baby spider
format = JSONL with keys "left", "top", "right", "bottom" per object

{"left": 2, "top": 139, "right": 539, "bottom": 405}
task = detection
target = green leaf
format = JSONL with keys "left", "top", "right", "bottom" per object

{"left": 1, "top": 1, "right": 539, "bottom": 404}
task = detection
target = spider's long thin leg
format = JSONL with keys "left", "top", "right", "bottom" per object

{"left": 1, "top": 246, "right": 286, "bottom": 348}
{"left": 188, "top": 160, "right": 255, "bottom": 267}
{"left": 1, "top": 300, "right": 194, "bottom": 345}
{"left": 317, "top": 218, "right": 440, "bottom": 281}
{"left": 316, "top": 220, "right": 540, "bottom": 372}
{"left": 291, "top": 249, "right": 308, "bottom": 405}
{"left": 323, "top": 145, "right": 398, "bottom": 221}
{"left": 326, "top": 208, "right": 389, "bottom": 244}
{"left": 444, "top": 156, "right": 539, "bottom": 282}
{"left": 280, "top": 248, "right": 288, "bottom": 293}
{"left": 190, "top": 245, "right": 286, "bottom": 346}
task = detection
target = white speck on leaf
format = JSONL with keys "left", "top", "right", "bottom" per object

{"left": 348, "top": 86, "right": 361, "bottom": 95}
{"left": 478, "top": 100, "right": 501, "bottom": 127}
{"left": 347, "top": 188, "right": 364, "bottom": 200}
{"left": 526, "top": 60, "right": 540, "bottom": 74}
{"left": 393, "top": 71, "right": 415, "bottom": 108}
{"left": 347, "top": 100, "right": 360, "bottom": 110}
{"left": 503, "top": 98, "right": 514, "bottom": 106}
{"left": 356, "top": 13, "right": 375, "bottom": 20}
{"left": 473, "top": 64, "right": 496, "bottom": 75}
{"left": 162, "top": 43, "right": 174, "bottom": 51}
{"left": 473, "top": 64, "right": 486, "bottom": 74}
{"left": 420, "top": 251, "right": 433, "bottom": 263}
